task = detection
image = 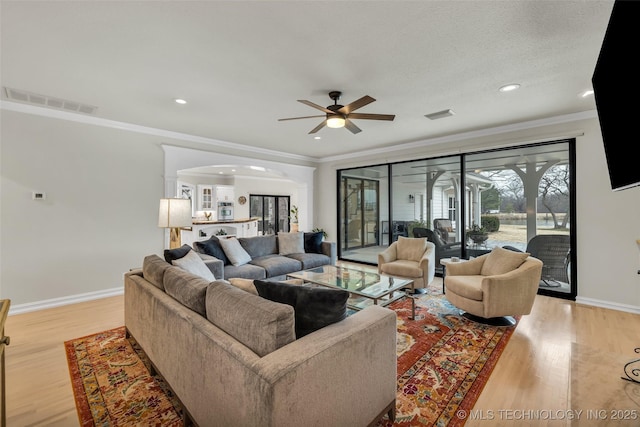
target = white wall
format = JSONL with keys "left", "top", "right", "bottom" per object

{"left": 316, "top": 116, "right": 640, "bottom": 312}
{"left": 3, "top": 108, "right": 639, "bottom": 313}
{"left": 0, "top": 110, "right": 315, "bottom": 313}
{"left": 1, "top": 111, "right": 165, "bottom": 308}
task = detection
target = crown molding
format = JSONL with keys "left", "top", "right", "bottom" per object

{"left": 318, "top": 110, "right": 598, "bottom": 163}
{"left": 0, "top": 100, "right": 317, "bottom": 162}
{"left": 2, "top": 100, "right": 597, "bottom": 165}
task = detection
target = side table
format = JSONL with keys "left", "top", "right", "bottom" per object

{"left": 440, "top": 258, "right": 468, "bottom": 295}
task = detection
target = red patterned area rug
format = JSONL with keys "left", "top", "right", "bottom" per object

{"left": 377, "top": 292, "right": 518, "bottom": 427}
{"left": 65, "top": 292, "right": 516, "bottom": 427}
{"left": 64, "top": 327, "right": 183, "bottom": 426}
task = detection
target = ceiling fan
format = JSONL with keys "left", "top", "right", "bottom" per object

{"left": 278, "top": 91, "right": 395, "bottom": 134}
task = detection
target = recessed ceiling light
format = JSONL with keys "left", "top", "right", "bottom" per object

{"left": 174, "top": 98, "right": 187, "bottom": 104}
{"left": 231, "top": 169, "right": 236, "bottom": 172}
{"left": 314, "top": 136, "right": 321, "bottom": 140}
{"left": 219, "top": 171, "right": 224, "bottom": 174}
{"left": 581, "top": 89, "right": 594, "bottom": 98}
{"left": 499, "top": 84, "right": 520, "bottom": 92}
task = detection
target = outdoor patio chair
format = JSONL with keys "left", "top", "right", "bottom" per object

{"left": 504, "top": 234, "right": 570, "bottom": 287}
{"left": 526, "top": 234, "right": 571, "bottom": 286}
{"left": 433, "top": 218, "right": 456, "bottom": 243}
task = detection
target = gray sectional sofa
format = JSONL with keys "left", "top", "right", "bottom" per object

{"left": 190, "top": 232, "right": 336, "bottom": 281}
{"left": 124, "top": 253, "right": 397, "bottom": 426}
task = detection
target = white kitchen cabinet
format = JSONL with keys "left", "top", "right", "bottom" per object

{"left": 215, "top": 185, "right": 234, "bottom": 203}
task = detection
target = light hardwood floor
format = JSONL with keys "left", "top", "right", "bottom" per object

{"left": 5, "top": 279, "right": 640, "bottom": 426}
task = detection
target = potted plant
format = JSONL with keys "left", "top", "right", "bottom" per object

{"left": 290, "top": 205, "right": 299, "bottom": 232}
{"left": 466, "top": 223, "right": 488, "bottom": 244}
{"left": 312, "top": 227, "right": 328, "bottom": 239}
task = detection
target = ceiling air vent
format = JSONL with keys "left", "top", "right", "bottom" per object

{"left": 3, "top": 87, "right": 97, "bottom": 115}
{"left": 425, "top": 109, "right": 455, "bottom": 120}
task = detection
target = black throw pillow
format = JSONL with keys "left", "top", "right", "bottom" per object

{"left": 163, "top": 244, "right": 192, "bottom": 263}
{"left": 253, "top": 280, "right": 349, "bottom": 338}
{"left": 194, "top": 236, "right": 230, "bottom": 265}
{"left": 303, "top": 232, "right": 323, "bottom": 254}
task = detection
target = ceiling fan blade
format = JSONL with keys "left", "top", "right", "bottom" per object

{"left": 338, "top": 95, "right": 375, "bottom": 115}
{"left": 347, "top": 113, "right": 396, "bottom": 121}
{"left": 308, "top": 120, "right": 327, "bottom": 134}
{"left": 298, "top": 100, "right": 334, "bottom": 114}
{"left": 344, "top": 119, "right": 362, "bottom": 134}
{"left": 278, "top": 115, "right": 325, "bottom": 121}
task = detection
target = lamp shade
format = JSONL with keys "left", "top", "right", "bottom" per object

{"left": 158, "top": 198, "right": 192, "bottom": 228}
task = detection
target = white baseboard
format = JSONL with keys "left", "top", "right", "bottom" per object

{"left": 8, "top": 287, "right": 124, "bottom": 316}
{"left": 575, "top": 296, "right": 640, "bottom": 314}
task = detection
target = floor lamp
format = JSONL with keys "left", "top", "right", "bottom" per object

{"left": 158, "top": 198, "right": 192, "bottom": 249}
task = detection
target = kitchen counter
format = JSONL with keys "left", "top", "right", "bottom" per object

{"left": 191, "top": 217, "right": 260, "bottom": 225}
{"left": 182, "top": 218, "right": 259, "bottom": 246}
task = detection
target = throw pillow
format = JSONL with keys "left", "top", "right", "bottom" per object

{"left": 480, "top": 246, "right": 530, "bottom": 276}
{"left": 194, "top": 236, "right": 230, "bottom": 265}
{"left": 219, "top": 237, "right": 252, "bottom": 266}
{"left": 163, "top": 244, "right": 192, "bottom": 263}
{"left": 278, "top": 232, "right": 305, "bottom": 255}
{"left": 396, "top": 236, "right": 428, "bottom": 262}
{"left": 253, "top": 280, "right": 349, "bottom": 338}
{"left": 172, "top": 249, "right": 216, "bottom": 282}
{"left": 303, "top": 232, "right": 323, "bottom": 254}
{"left": 228, "top": 278, "right": 305, "bottom": 296}
{"left": 228, "top": 278, "right": 259, "bottom": 295}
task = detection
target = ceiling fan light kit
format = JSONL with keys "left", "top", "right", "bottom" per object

{"left": 279, "top": 91, "right": 395, "bottom": 134}
{"left": 326, "top": 115, "right": 345, "bottom": 128}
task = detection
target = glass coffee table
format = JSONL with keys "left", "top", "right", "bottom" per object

{"left": 287, "top": 265, "right": 414, "bottom": 311}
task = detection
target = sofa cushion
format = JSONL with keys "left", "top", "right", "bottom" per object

{"left": 206, "top": 281, "right": 295, "bottom": 357}
{"left": 163, "top": 244, "right": 192, "bottom": 263}
{"left": 304, "top": 232, "right": 324, "bottom": 254}
{"left": 480, "top": 246, "right": 530, "bottom": 276}
{"left": 219, "top": 237, "right": 252, "bottom": 266}
{"left": 172, "top": 249, "right": 216, "bottom": 281}
{"left": 253, "top": 280, "right": 349, "bottom": 338}
{"left": 163, "top": 266, "right": 210, "bottom": 316}
{"left": 224, "top": 263, "right": 267, "bottom": 280}
{"left": 239, "top": 235, "right": 278, "bottom": 259}
{"left": 396, "top": 236, "right": 428, "bottom": 262}
{"left": 194, "top": 236, "right": 230, "bottom": 265}
{"left": 445, "top": 275, "right": 484, "bottom": 301}
{"left": 142, "top": 254, "right": 171, "bottom": 290}
{"left": 278, "top": 232, "right": 305, "bottom": 255}
{"left": 250, "top": 255, "right": 302, "bottom": 278}
{"left": 285, "top": 252, "right": 331, "bottom": 270}
{"left": 379, "top": 259, "right": 423, "bottom": 278}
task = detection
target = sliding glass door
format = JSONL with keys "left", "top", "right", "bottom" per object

{"left": 337, "top": 139, "right": 576, "bottom": 300}
{"left": 250, "top": 195, "right": 290, "bottom": 235}
{"left": 341, "top": 177, "right": 379, "bottom": 249}
{"left": 339, "top": 166, "right": 388, "bottom": 263}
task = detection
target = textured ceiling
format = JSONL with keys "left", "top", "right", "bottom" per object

{"left": 0, "top": 1, "right": 614, "bottom": 159}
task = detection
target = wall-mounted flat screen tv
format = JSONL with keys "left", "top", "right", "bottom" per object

{"left": 592, "top": 0, "right": 640, "bottom": 191}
